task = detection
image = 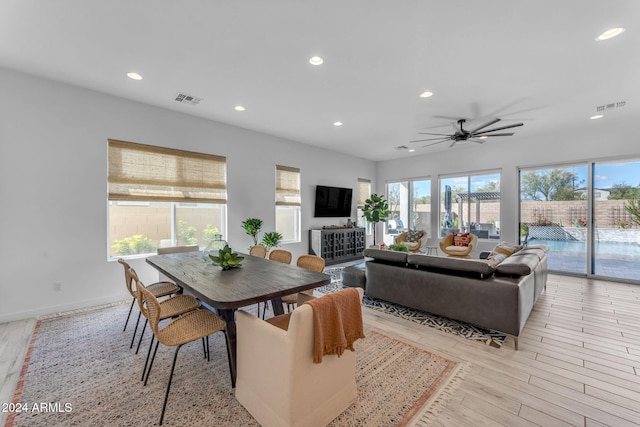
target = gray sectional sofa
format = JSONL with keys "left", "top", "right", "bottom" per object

{"left": 361, "top": 245, "right": 549, "bottom": 349}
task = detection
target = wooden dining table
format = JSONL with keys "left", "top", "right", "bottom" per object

{"left": 145, "top": 251, "right": 331, "bottom": 387}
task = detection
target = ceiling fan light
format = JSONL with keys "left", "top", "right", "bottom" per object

{"left": 596, "top": 27, "right": 625, "bottom": 41}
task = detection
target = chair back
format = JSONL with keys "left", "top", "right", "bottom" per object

{"left": 249, "top": 245, "right": 267, "bottom": 258}
{"left": 118, "top": 259, "right": 137, "bottom": 298}
{"left": 269, "top": 249, "right": 292, "bottom": 264}
{"left": 157, "top": 245, "right": 199, "bottom": 254}
{"left": 296, "top": 254, "right": 325, "bottom": 273}
{"left": 131, "top": 268, "right": 162, "bottom": 335}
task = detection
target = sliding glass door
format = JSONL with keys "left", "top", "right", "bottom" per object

{"left": 384, "top": 179, "right": 431, "bottom": 245}
{"left": 520, "top": 160, "right": 640, "bottom": 280}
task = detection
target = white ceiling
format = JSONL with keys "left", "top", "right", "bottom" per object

{"left": 1, "top": 1, "right": 638, "bottom": 161}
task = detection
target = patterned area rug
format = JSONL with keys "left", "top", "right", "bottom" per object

{"left": 8, "top": 303, "right": 466, "bottom": 427}
{"left": 321, "top": 267, "right": 507, "bottom": 348}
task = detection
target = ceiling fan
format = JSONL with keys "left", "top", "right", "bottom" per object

{"left": 410, "top": 118, "right": 523, "bottom": 148}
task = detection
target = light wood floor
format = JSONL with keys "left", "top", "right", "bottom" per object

{"left": 1, "top": 274, "right": 639, "bottom": 426}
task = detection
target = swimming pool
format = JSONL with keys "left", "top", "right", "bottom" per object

{"left": 528, "top": 238, "right": 640, "bottom": 258}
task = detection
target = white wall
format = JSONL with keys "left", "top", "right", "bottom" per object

{"left": 376, "top": 115, "right": 639, "bottom": 254}
{"left": 0, "top": 67, "right": 375, "bottom": 322}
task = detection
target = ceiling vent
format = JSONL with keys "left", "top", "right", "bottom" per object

{"left": 174, "top": 93, "right": 202, "bottom": 106}
{"left": 595, "top": 100, "right": 626, "bottom": 113}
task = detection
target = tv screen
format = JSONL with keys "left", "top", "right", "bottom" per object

{"left": 314, "top": 185, "right": 353, "bottom": 217}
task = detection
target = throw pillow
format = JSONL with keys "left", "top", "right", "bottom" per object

{"left": 406, "top": 230, "right": 423, "bottom": 243}
{"left": 491, "top": 241, "right": 522, "bottom": 257}
{"left": 452, "top": 232, "right": 470, "bottom": 247}
{"left": 485, "top": 252, "right": 507, "bottom": 268}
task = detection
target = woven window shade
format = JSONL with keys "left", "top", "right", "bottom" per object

{"left": 275, "top": 165, "right": 301, "bottom": 206}
{"left": 108, "top": 139, "right": 227, "bottom": 203}
{"left": 357, "top": 178, "right": 371, "bottom": 207}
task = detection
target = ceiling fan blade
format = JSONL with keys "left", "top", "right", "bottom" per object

{"left": 410, "top": 136, "right": 452, "bottom": 143}
{"left": 417, "top": 132, "right": 453, "bottom": 136}
{"left": 472, "top": 132, "right": 515, "bottom": 137}
{"left": 468, "top": 118, "right": 501, "bottom": 133}
{"left": 448, "top": 141, "right": 457, "bottom": 148}
{"left": 470, "top": 138, "right": 486, "bottom": 144}
{"left": 474, "top": 122, "right": 523, "bottom": 135}
{"left": 421, "top": 139, "right": 450, "bottom": 147}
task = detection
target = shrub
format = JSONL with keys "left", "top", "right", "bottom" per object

{"left": 112, "top": 234, "right": 157, "bottom": 255}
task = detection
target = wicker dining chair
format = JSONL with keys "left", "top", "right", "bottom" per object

{"left": 137, "top": 282, "right": 230, "bottom": 426}
{"left": 249, "top": 245, "right": 267, "bottom": 258}
{"left": 128, "top": 267, "right": 201, "bottom": 355}
{"left": 258, "top": 249, "right": 293, "bottom": 318}
{"left": 268, "top": 249, "right": 292, "bottom": 264}
{"left": 281, "top": 255, "right": 326, "bottom": 312}
{"left": 118, "top": 259, "right": 181, "bottom": 346}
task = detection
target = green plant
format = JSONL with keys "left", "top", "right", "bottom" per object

{"left": 209, "top": 244, "right": 244, "bottom": 270}
{"left": 112, "top": 234, "right": 157, "bottom": 255}
{"left": 177, "top": 220, "right": 198, "bottom": 245}
{"left": 624, "top": 198, "right": 640, "bottom": 226}
{"left": 362, "top": 194, "right": 392, "bottom": 246}
{"left": 261, "top": 231, "right": 283, "bottom": 252}
{"left": 388, "top": 242, "right": 409, "bottom": 252}
{"left": 242, "top": 218, "right": 263, "bottom": 246}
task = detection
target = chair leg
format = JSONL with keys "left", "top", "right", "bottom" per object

{"left": 144, "top": 339, "right": 160, "bottom": 386}
{"left": 130, "top": 311, "right": 142, "bottom": 349}
{"left": 141, "top": 335, "right": 155, "bottom": 382}
{"left": 159, "top": 345, "right": 183, "bottom": 426}
{"left": 123, "top": 298, "right": 135, "bottom": 332}
{"left": 135, "top": 319, "right": 148, "bottom": 354}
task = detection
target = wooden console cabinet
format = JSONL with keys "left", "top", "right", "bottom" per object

{"left": 309, "top": 228, "right": 365, "bottom": 265}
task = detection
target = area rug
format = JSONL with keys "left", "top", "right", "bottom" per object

{"left": 320, "top": 267, "right": 507, "bottom": 348}
{"left": 8, "top": 303, "right": 466, "bottom": 427}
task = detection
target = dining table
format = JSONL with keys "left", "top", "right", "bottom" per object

{"left": 145, "top": 251, "right": 331, "bottom": 387}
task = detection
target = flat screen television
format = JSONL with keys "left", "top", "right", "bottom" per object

{"left": 314, "top": 185, "right": 353, "bottom": 217}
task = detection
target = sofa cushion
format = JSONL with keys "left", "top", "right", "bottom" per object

{"left": 407, "top": 254, "right": 495, "bottom": 279}
{"left": 453, "top": 232, "right": 470, "bottom": 247}
{"left": 495, "top": 253, "right": 540, "bottom": 277}
{"left": 364, "top": 248, "right": 408, "bottom": 264}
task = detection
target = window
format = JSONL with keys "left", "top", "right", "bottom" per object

{"left": 356, "top": 178, "right": 371, "bottom": 231}
{"left": 384, "top": 178, "right": 431, "bottom": 243}
{"left": 275, "top": 165, "right": 301, "bottom": 243}
{"left": 108, "top": 139, "right": 227, "bottom": 258}
{"left": 439, "top": 171, "right": 500, "bottom": 239}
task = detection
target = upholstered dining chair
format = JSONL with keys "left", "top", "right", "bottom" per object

{"left": 249, "top": 245, "right": 267, "bottom": 258}
{"left": 128, "top": 267, "right": 201, "bottom": 355}
{"left": 439, "top": 232, "right": 477, "bottom": 257}
{"left": 118, "top": 259, "right": 181, "bottom": 346}
{"left": 395, "top": 229, "right": 427, "bottom": 252}
{"left": 156, "top": 244, "right": 200, "bottom": 254}
{"left": 281, "top": 255, "right": 325, "bottom": 311}
{"left": 235, "top": 288, "right": 364, "bottom": 427}
{"left": 137, "top": 281, "right": 230, "bottom": 426}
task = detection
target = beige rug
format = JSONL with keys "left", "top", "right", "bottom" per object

{"left": 8, "top": 302, "right": 466, "bottom": 426}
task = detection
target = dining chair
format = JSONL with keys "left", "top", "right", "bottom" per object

{"left": 128, "top": 267, "right": 201, "bottom": 355}
{"left": 259, "top": 249, "right": 293, "bottom": 318}
{"left": 281, "top": 255, "right": 325, "bottom": 311}
{"left": 118, "top": 259, "right": 181, "bottom": 345}
{"left": 268, "top": 249, "right": 292, "bottom": 264}
{"left": 137, "top": 281, "right": 230, "bottom": 426}
{"left": 157, "top": 244, "right": 200, "bottom": 254}
{"left": 249, "top": 245, "right": 267, "bottom": 258}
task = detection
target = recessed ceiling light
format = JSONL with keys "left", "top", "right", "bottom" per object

{"left": 309, "top": 56, "right": 324, "bottom": 65}
{"left": 419, "top": 91, "right": 434, "bottom": 98}
{"left": 333, "top": 121, "right": 343, "bottom": 126}
{"left": 234, "top": 105, "right": 245, "bottom": 111}
{"left": 126, "top": 72, "right": 143, "bottom": 80}
{"left": 590, "top": 114, "right": 604, "bottom": 120}
{"left": 408, "top": 149, "right": 415, "bottom": 153}
{"left": 596, "top": 27, "right": 625, "bottom": 41}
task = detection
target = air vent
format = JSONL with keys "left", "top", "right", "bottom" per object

{"left": 174, "top": 93, "right": 202, "bottom": 106}
{"left": 595, "top": 100, "right": 626, "bottom": 113}
{"left": 394, "top": 145, "right": 409, "bottom": 151}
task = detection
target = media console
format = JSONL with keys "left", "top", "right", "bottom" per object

{"left": 309, "top": 228, "right": 366, "bottom": 265}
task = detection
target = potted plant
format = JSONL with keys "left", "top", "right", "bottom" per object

{"left": 362, "top": 193, "right": 392, "bottom": 247}
{"left": 261, "top": 231, "right": 283, "bottom": 252}
{"left": 242, "top": 218, "right": 263, "bottom": 246}
{"left": 388, "top": 242, "right": 409, "bottom": 252}
{"left": 209, "top": 244, "right": 244, "bottom": 270}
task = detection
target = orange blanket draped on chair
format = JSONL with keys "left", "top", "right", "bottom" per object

{"left": 303, "top": 288, "right": 365, "bottom": 363}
